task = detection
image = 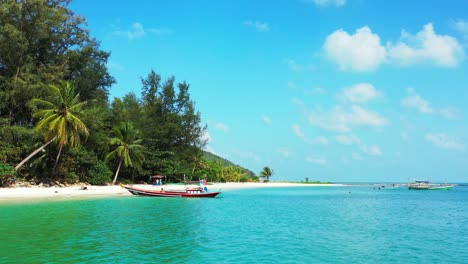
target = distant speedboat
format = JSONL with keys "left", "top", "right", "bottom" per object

{"left": 408, "top": 181, "right": 454, "bottom": 190}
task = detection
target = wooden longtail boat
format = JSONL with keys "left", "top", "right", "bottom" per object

{"left": 120, "top": 184, "right": 221, "bottom": 198}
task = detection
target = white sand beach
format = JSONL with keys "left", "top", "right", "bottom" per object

{"left": 0, "top": 182, "right": 343, "bottom": 201}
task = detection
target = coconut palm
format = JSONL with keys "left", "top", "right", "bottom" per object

{"left": 15, "top": 81, "right": 89, "bottom": 170}
{"left": 105, "top": 122, "right": 145, "bottom": 185}
{"left": 260, "top": 166, "right": 273, "bottom": 182}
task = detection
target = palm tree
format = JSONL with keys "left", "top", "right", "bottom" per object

{"left": 15, "top": 81, "right": 89, "bottom": 170}
{"left": 260, "top": 166, "right": 273, "bottom": 182}
{"left": 105, "top": 122, "right": 145, "bottom": 185}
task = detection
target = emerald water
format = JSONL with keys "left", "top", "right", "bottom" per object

{"left": 1, "top": 186, "right": 467, "bottom": 263}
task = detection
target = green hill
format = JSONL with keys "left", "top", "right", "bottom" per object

{"left": 202, "top": 151, "right": 256, "bottom": 177}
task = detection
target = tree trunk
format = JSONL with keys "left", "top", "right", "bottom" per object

{"left": 192, "top": 163, "right": 196, "bottom": 175}
{"left": 53, "top": 145, "right": 63, "bottom": 171}
{"left": 15, "top": 136, "right": 57, "bottom": 171}
{"left": 111, "top": 159, "right": 122, "bottom": 185}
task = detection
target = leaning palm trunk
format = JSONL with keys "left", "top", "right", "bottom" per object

{"left": 53, "top": 145, "right": 63, "bottom": 171}
{"left": 15, "top": 136, "right": 57, "bottom": 170}
{"left": 111, "top": 159, "right": 122, "bottom": 185}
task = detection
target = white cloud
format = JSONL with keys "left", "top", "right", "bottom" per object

{"left": 313, "top": 137, "right": 329, "bottom": 145}
{"left": 292, "top": 124, "right": 328, "bottom": 145}
{"left": 352, "top": 152, "right": 362, "bottom": 160}
{"left": 401, "top": 132, "right": 409, "bottom": 141}
{"left": 291, "top": 97, "right": 304, "bottom": 106}
{"left": 453, "top": 19, "right": 468, "bottom": 35}
{"left": 308, "top": 105, "right": 389, "bottom": 132}
{"left": 324, "top": 23, "right": 465, "bottom": 71}
{"left": 125, "top": 22, "right": 145, "bottom": 39}
{"left": 361, "top": 144, "right": 383, "bottom": 156}
{"left": 401, "top": 88, "right": 458, "bottom": 119}
{"left": 324, "top": 26, "right": 387, "bottom": 72}
{"left": 292, "top": 124, "right": 305, "bottom": 138}
{"left": 261, "top": 115, "right": 272, "bottom": 125}
{"left": 276, "top": 148, "right": 295, "bottom": 158}
{"left": 201, "top": 131, "right": 212, "bottom": 144}
{"left": 204, "top": 145, "right": 216, "bottom": 155}
{"left": 306, "top": 156, "right": 327, "bottom": 165}
{"left": 214, "top": 122, "right": 229, "bottom": 132}
{"left": 202, "top": 131, "right": 217, "bottom": 154}
{"left": 453, "top": 19, "right": 468, "bottom": 43}
{"left": 284, "top": 58, "right": 305, "bottom": 72}
{"left": 425, "top": 133, "right": 465, "bottom": 151}
{"left": 208, "top": 121, "right": 229, "bottom": 132}
{"left": 113, "top": 22, "right": 171, "bottom": 39}
{"left": 307, "top": 87, "right": 327, "bottom": 95}
{"left": 401, "top": 89, "right": 434, "bottom": 114}
{"left": 228, "top": 148, "right": 261, "bottom": 163}
{"left": 388, "top": 23, "right": 465, "bottom": 67}
{"left": 307, "top": 0, "right": 346, "bottom": 7}
{"left": 287, "top": 81, "right": 297, "bottom": 90}
{"left": 336, "top": 134, "right": 361, "bottom": 145}
{"left": 244, "top": 20, "right": 270, "bottom": 32}
{"left": 340, "top": 83, "right": 383, "bottom": 103}
{"left": 439, "top": 108, "right": 457, "bottom": 120}
{"left": 107, "top": 61, "right": 125, "bottom": 71}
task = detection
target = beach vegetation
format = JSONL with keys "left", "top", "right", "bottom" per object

{"left": 105, "top": 122, "right": 145, "bottom": 185}
{"left": 87, "top": 161, "right": 113, "bottom": 186}
{"left": 0, "top": 0, "right": 256, "bottom": 186}
{"left": 15, "top": 81, "right": 89, "bottom": 170}
{"left": 0, "top": 162, "right": 16, "bottom": 187}
{"left": 260, "top": 166, "right": 274, "bottom": 182}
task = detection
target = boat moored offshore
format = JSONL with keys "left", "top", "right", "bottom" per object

{"left": 408, "top": 180, "right": 454, "bottom": 190}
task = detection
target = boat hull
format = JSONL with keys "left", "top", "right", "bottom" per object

{"left": 121, "top": 184, "right": 221, "bottom": 198}
{"left": 408, "top": 184, "right": 454, "bottom": 190}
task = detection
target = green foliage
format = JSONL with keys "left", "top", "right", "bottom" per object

{"left": 87, "top": 161, "right": 112, "bottom": 185}
{"left": 33, "top": 81, "right": 89, "bottom": 147}
{"left": 64, "top": 172, "right": 79, "bottom": 184}
{"left": 260, "top": 166, "right": 274, "bottom": 182}
{"left": 239, "top": 175, "right": 250, "bottom": 182}
{"left": 203, "top": 151, "right": 255, "bottom": 177}
{"left": 14, "top": 81, "right": 90, "bottom": 171}
{"left": 0, "top": 125, "right": 43, "bottom": 177}
{"left": 0, "top": 162, "right": 16, "bottom": 186}
{"left": 302, "top": 181, "right": 333, "bottom": 184}
{"left": 0, "top": 162, "right": 15, "bottom": 177}
{"left": 0, "top": 2, "right": 254, "bottom": 185}
{"left": 0, "top": 0, "right": 113, "bottom": 125}
{"left": 106, "top": 122, "right": 145, "bottom": 184}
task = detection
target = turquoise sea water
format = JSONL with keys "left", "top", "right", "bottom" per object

{"left": 1, "top": 186, "right": 467, "bottom": 264}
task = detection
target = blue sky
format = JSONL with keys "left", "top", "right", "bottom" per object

{"left": 71, "top": 0, "right": 468, "bottom": 182}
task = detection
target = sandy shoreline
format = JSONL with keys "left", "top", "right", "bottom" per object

{"left": 0, "top": 182, "right": 343, "bottom": 201}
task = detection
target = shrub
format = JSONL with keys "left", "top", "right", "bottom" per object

{"left": 0, "top": 162, "right": 17, "bottom": 187}
{"left": 239, "top": 175, "right": 250, "bottom": 182}
{"left": 64, "top": 172, "right": 80, "bottom": 184}
{"left": 87, "top": 161, "right": 112, "bottom": 185}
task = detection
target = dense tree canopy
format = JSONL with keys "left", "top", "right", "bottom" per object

{"left": 0, "top": 0, "right": 259, "bottom": 186}
{"left": 0, "top": 0, "right": 114, "bottom": 125}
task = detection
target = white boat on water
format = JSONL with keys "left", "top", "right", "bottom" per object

{"left": 408, "top": 180, "right": 454, "bottom": 190}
